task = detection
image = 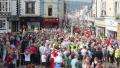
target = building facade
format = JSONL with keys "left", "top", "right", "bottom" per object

{"left": 17, "top": 0, "right": 65, "bottom": 30}
{"left": 0, "top": 0, "right": 66, "bottom": 32}
{"left": 10, "top": 0, "right": 18, "bottom": 32}
{"left": 92, "top": 0, "right": 120, "bottom": 18}
{"left": 43, "top": 0, "right": 65, "bottom": 27}
{"left": 0, "top": 0, "right": 11, "bottom": 33}
{"left": 92, "top": 0, "right": 120, "bottom": 39}
{"left": 114, "top": 0, "right": 120, "bottom": 18}
{"left": 92, "top": 0, "right": 106, "bottom": 18}
{"left": 19, "top": 0, "right": 42, "bottom": 31}
{"left": 105, "top": 0, "right": 115, "bottom": 17}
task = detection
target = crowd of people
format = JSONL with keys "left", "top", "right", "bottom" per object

{"left": 0, "top": 28, "right": 120, "bottom": 68}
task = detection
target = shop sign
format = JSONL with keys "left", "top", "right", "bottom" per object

{"left": 95, "top": 20, "right": 106, "bottom": 27}
{"left": 44, "top": 18, "right": 59, "bottom": 22}
{"left": 105, "top": 19, "right": 118, "bottom": 31}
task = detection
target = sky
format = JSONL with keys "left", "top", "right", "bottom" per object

{"left": 68, "top": 0, "right": 92, "bottom": 2}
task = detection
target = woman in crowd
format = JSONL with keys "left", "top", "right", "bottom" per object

{"left": 82, "top": 56, "right": 91, "bottom": 68}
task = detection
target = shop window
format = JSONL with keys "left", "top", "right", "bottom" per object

{"left": 25, "top": 2, "right": 35, "bottom": 14}
{"left": 98, "top": 27, "right": 105, "bottom": 38}
{"left": 48, "top": 5, "right": 52, "bottom": 16}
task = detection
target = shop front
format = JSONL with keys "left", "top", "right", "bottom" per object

{"left": 43, "top": 18, "right": 59, "bottom": 28}
{"left": 107, "top": 30, "right": 117, "bottom": 39}
{"left": 105, "top": 19, "right": 118, "bottom": 39}
{"left": 95, "top": 19, "right": 106, "bottom": 38}
{"left": 19, "top": 17, "right": 43, "bottom": 31}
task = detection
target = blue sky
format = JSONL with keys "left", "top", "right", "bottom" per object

{"left": 68, "top": 0, "right": 92, "bottom": 2}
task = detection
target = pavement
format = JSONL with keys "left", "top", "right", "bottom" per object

{"left": 0, "top": 62, "right": 119, "bottom": 68}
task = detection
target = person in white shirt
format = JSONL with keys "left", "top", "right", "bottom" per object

{"left": 55, "top": 52, "right": 63, "bottom": 68}
{"left": 24, "top": 51, "right": 31, "bottom": 68}
{"left": 81, "top": 46, "right": 87, "bottom": 57}
{"left": 39, "top": 45, "right": 46, "bottom": 55}
{"left": 41, "top": 54, "right": 47, "bottom": 68}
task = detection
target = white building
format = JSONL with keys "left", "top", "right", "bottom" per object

{"left": 92, "top": 0, "right": 106, "bottom": 18}
{"left": 105, "top": 0, "right": 115, "bottom": 17}
{"left": 114, "top": 0, "right": 120, "bottom": 17}
{"left": 92, "top": 0, "right": 120, "bottom": 39}
{"left": 20, "top": 0, "right": 40, "bottom": 17}
{"left": 92, "top": 0, "right": 120, "bottom": 18}
{"left": 19, "top": 0, "right": 42, "bottom": 31}
{"left": 10, "top": 0, "right": 17, "bottom": 16}
{"left": 0, "top": 0, "right": 11, "bottom": 33}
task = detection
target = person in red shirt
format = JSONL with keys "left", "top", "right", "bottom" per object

{"left": 6, "top": 53, "right": 14, "bottom": 68}
{"left": 50, "top": 49, "right": 59, "bottom": 68}
{"left": 29, "top": 43, "right": 38, "bottom": 68}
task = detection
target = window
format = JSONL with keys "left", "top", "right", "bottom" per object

{"left": 25, "top": 2, "right": 35, "bottom": 14}
{"left": 2, "top": 2, "right": 5, "bottom": 11}
{"left": 101, "top": 10, "right": 106, "bottom": 16}
{"left": 48, "top": 5, "right": 52, "bottom": 16}
{"left": 0, "top": 2, "right": 1, "bottom": 11}
{"left": 0, "top": 20, "right": 6, "bottom": 29}
{"left": 5, "top": 2, "right": 7, "bottom": 11}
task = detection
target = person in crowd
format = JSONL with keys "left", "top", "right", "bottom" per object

{"left": 82, "top": 56, "right": 91, "bottom": 68}
{"left": 115, "top": 47, "right": 120, "bottom": 66}
{"left": 91, "top": 57, "right": 99, "bottom": 68}
{"left": 24, "top": 50, "right": 31, "bottom": 68}
{"left": 41, "top": 53, "right": 47, "bottom": 68}
{"left": 71, "top": 55, "right": 81, "bottom": 68}
{"left": 6, "top": 53, "right": 14, "bottom": 68}
{"left": 54, "top": 52, "right": 63, "bottom": 68}
{"left": 81, "top": 46, "right": 88, "bottom": 58}
{"left": 95, "top": 61, "right": 104, "bottom": 68}
{"left": 29, "top": 42, "right": 38, "bottom": 68}
{"left": 102, "top": 46, "right": 108, "bottom": 62}
{"left": 107, "top": 45, "right": 114, "bottom": 63}
{"left": 94, "top": 47, "right": 103, "bottom": 61}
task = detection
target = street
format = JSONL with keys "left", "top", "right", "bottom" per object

{"left": 0, "top": 62, "right": 119, "bottom": 68}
